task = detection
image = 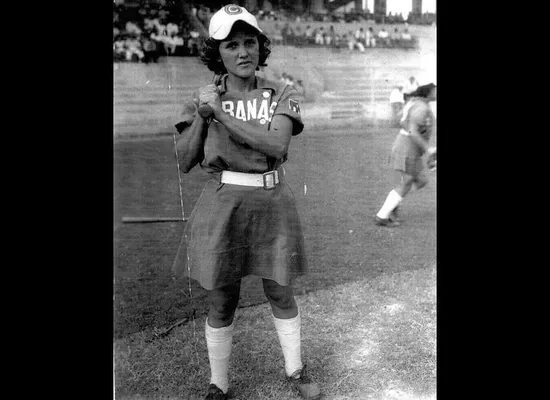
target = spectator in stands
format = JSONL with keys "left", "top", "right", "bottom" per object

{"left": 390, "top": 28, "right": 400, "bottom": 47}
{"left": 113, "top": 34, "right": 126, "bottom": 62}
{"left": 143, "top": 16, "right": 155, "bottom": 31}
{"left": 345, "top": 31, "right": 365, "bottom": 52}
{"left": 281, "top": 22, "right": 295, "bottom": 44}
{"left": 314, "top": 27, "right": 325, "bottom": 45}
{"left": 389, "top": 85, "right": 405, "bottom": 126}
{"left": 333, "top": 33, "right": 342, "bottom": 48}
{"left": 326, "top": 25, "right": 338, "bottom": 47}
{"left": 401, "top": 28, "right": 412, "bottom": 41}
{"left": 354, "top": 27, "right": 366, "bottom": 47}
{"left": 166, "top": 20, "right": 179, "bottom": 36}
{"left": 377, "top": 27, "right": 390, "bottom": 47}
{"left": 125, "top": 20, "right": 142, "bottom": 36}
{"left": 188, "top": 28, "right": 200, "bottom": 56}
{"left": 165, "top": 32, "right": 184, "bottom": 55}
{"left": 142, "top": 35, "right": 159, "bottom": 63}
{"left": 304, "top": 25, "right": 313, "bottom": 44}
{"left": 402, "top": 76, "right": 419, "bottom": 101}
{"left": 366, "top": 27, "right": 376, "bottom": 47}
{"left": 156, "top": 19, "right": 168, "bottom": 37}
{"left": 125, "top": 34, "right": 145, "bottom": 62}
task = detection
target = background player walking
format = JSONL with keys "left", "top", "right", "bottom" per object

{"left": 374, "top": 83, "right": 437, "bottom": 227}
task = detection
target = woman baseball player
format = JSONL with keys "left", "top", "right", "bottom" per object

{"left": 172, "top": 5, "right": 320, "bottom": 400}
{"left": 374, "top": 83, "right": 437, "bottom": 227}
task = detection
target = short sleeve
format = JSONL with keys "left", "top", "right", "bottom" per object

{"left": 273, "top": 85, "right": 304, "bottom": 136}
{"left": 408, "top": 102, "right": 429, "bottom": 125}
{"left": 174, "top": 90, "right": 198, "bottom": 134}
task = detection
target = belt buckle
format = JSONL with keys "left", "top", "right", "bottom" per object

{"left": 262, "top": 170, "right": 279, "bottom": 190}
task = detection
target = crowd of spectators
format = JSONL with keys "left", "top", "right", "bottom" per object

{"left": 272, "top": 22, "right": 417, "bottom": 51}
{"left": 113, "top": 1, "right": 202, "bottom": 63}
{"left": 113, "top": 2, "right": 434, "bottom": 63}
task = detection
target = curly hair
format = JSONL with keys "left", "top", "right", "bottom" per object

{"left": 199, "top": 21, "right": 271, "bottom": 75}
{"left": 411, "top": 83, "right": 436, "bottom": 98}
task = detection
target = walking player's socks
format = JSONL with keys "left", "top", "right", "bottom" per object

{"left": 376, "top": 189, "right": 403, "bottom": 219}
{"left": 273, "top": 311, "right": 303, "bottom": 377}
{"left": 205, "top": 318, "right": 234, "bottom": 394}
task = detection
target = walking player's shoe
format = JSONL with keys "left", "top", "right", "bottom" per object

{"left": 389, "top": 206, "right": 401, "bottom": 222}
{"left": 287, "top": 364, "right": 321, "bottom": 400}
{"left": 204, "top": 384, "right": 228, "bottom": 400}
{"left": 374, "top": 215, "right": 401, "bottom": 227}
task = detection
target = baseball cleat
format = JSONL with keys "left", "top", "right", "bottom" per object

{"left": 374, "top": 215, "right": 401, "bottom": 227}
{"left": 204, "top": 384, "right": 228, "bottom": 400}
{"left": 389, "top": 206, "right": 401, "bottom": 222}
{"left": 287, "top": 364, "right": 321, "bottom": 400}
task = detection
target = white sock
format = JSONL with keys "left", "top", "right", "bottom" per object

{"left": 376, "top": 189, "right": 403, "bottom": 219}
{"left": 273, "top": 311, "right": 303, "bottom": 377}
{"left": 205, "top": 318, "right": 234, "bottom": 394}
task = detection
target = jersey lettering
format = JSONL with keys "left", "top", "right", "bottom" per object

{"left": 235, "top": 100, "right": 247, "bottom": 121}
{"left": 257, "top": 99, "right": 270, "bottom": 121}
{"left": 220, "top": 98, "right": 275, "bottom": 122}
{"left": 246, "top": 99, "right": 257, "bottom": 120}
{"left": 222, "top": 101, "right": 234, "bottom": 116}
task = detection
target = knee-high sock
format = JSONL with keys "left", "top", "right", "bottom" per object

{"left": 376, "top": 189, "right": 403, "bottom": 219}
{"left": 205, "top": 318, "right": 234, "bottom": 394}
{"left": 273, "top": 311, "right": 303, "bottom": 377}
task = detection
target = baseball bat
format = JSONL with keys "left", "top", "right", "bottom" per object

{"left": 122, "top": 217, "right": 187, "bottom": 223}
{"left": 197, "top": 74, "right": 221, "bottom": 119}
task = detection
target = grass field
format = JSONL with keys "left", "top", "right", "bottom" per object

{"left": 114, "top": 123, "right": 436, "bottom": 399}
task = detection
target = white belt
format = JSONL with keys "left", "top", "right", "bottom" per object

{"left": 399, "top": 128, "right": 410, "bottom": 136}
{"left": 220, "top": 170, "right": 280, "bottom": 190}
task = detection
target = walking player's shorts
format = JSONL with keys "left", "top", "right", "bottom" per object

{"left": 389, "top": 133, "right": 424, "bottom": 176}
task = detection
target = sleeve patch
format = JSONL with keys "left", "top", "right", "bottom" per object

{"left": 289, "top": 99, "right": 301, "bottom": 114}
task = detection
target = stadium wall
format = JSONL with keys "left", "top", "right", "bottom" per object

{"left": 114, "top": 44, "right": 434, "bottom": 137}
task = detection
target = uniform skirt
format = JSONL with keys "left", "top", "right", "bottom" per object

{"left": 389, "top": 133, "right": 424, "bottom": 176}
{"left": 171, "top": 175, "right": 308, "bottom": 290}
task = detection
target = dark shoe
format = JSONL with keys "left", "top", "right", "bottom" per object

{"left": 389, "top": 206, "right": 401, "bottom": 222}
{"left": 374, "top": 215, "right": 401, "bottom": 227}
{"left": 204, "top": 384, "right": 228, "bottom": 400}
{"left": 287, "top": 364, "right": 321, "bottom": 399}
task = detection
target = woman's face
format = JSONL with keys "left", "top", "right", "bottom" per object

{"left": 219, "top": 30, "right": 260, "bottom": 79}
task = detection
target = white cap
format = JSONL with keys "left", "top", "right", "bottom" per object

{"left": 208, "top": 4, "right": 262, "bottom": 40}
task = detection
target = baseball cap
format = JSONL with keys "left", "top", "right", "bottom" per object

{"left": 209, "top": 4, "right": 262, "bottom": 40}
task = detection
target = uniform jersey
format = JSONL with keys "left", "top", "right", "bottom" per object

{"left": 176, "top": 75, "right": 303, "bottom": 176}
{"left": 399, "top": 98, "right": 434, "bottom": 142}
{"left": 391, "top": 97, "right": 434, "bottom": 176}
{"left": 172, "top": 74, "right": 307, "bottom": 290}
